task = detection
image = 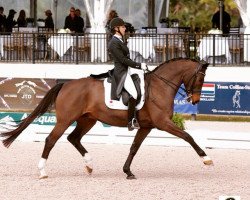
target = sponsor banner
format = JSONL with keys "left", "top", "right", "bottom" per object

{"left": 198, "top": 82, "right": 250, "bottom": 115}
{"left": 0, "top": 78, "right": 56, "bottom": 110}
{"left": 0, "top": 112, "right": 57, "bottom": 126}
{"left": 0, "top": 112, "right": 111, "bottom": 127}
{"left": 174, "top": 84, "right": 198, "bottom": 114}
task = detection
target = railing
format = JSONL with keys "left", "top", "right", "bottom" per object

{"left": 0, "top": 31, "right": 249, "bottom": 66}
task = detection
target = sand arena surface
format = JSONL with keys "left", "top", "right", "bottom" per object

{"left": 0, "top": 141, "right": 249, "bottom": 200}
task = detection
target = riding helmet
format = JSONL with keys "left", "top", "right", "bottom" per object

{"left": 110, "top": 17, "right": 125, "bottom": 29}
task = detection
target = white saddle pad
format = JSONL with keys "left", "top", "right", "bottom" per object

{"left": 104, "top": 67, "right": 145, "bottom": 110}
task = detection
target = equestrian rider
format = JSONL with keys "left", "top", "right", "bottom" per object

{"left": 108, "top": 17, "right": 147, "bottom": 131}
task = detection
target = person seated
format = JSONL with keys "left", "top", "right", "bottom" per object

{"left": 44, "top": 9, "right": 54, "bottom": 30}
{"left": 211, "top": 5, "right": 231, "bottom": 35}
{"left": 75, "top": 9, "right": 84, "bottom": 34}
{"left": 0, "top": 6, "right": 6, "bottom": 33}
{"left": 17, "top": 10, "right": 27, "bottom": 27}
{"left": 64, "top": 7, "right": 79, "bottom": 33}
{"left": 5, "top": 9, "right": 17, "bottom": 33}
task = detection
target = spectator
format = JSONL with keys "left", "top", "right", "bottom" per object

{"left": 64, "top": 7, "right": 79, "bottom": 33}
{"left": 106, "top": 10, "right": 118, "bottom": 42}
{"left": 75, "top": 9, "right": 84, "bottom": 33}
{"left": 44, "top": 9, "right": 54, "bottom": 30}
{"left": 5, "top": 9, "right": 17, "bottom": 33}
{"left": 212, "top": 5, "right": 231, "bottom": 35}
{"left": 238, "top": 16, "right": 243, "bottom": 28}
{"left": 0, "top": 6, "right": 6, "bottom": 33}
{"left": 106, "top": 10, "right": 118, "bottom": 29}
{"left": 17, "top": 10, "right": 27, "bottom": 27}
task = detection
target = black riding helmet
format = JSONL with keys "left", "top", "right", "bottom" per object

{"left": 110, "top": 17, "right": 125, "bottom": 29}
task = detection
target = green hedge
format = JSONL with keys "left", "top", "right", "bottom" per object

{"left": 172, "top": 113, "right": 185, "bottom": 130}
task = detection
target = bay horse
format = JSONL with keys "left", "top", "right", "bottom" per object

{"left": 0, "top": 58, "right": 212, "bottom": 179}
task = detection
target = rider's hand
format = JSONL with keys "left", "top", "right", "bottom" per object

{"left": 141, "top": 63, "right": 148, "bottom": 71}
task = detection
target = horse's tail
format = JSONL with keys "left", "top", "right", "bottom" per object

{"left": 0, "top": 83, "right": 64, "bottom": 148}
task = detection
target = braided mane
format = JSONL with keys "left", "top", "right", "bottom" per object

{"left": 147, "top": 57, "right": 208, "bottom": 74}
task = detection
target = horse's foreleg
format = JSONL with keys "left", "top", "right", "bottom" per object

{"left": 67, "top": 117, "right": 97, "bottom": 175}
{"left": 123, "top": 128, "right": 151, "bottom": 179}
{"left": 156, "top": 120, "right": 213, "bottom": 166}
{"left": 38, "top": 122, "right": 70, "bottom": 179}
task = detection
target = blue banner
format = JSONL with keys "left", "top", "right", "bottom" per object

{"left": 174, "top": 85, "right": 198, "bottom": 114}
{"left": 198, "top": 82, "right": 250, "bottom": 115}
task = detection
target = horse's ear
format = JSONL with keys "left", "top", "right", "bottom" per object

{"left": 200, "top": 60, "right": 209, "bottom": 68}
{"left": 203, "top": 63, "right": 209, "bottom": 69}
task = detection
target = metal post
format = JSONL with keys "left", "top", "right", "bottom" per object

{"left": 54, "top": 0, "right": 58, "bottom": 31}
{"left": 218, "top": 0, "right": 224, "bottom": 32}
{"left": 148, "top": 0, "right": 155, "bottom": 26}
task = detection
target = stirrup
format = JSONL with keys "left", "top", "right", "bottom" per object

{"left": 128, "top": 118, "right": 140, "bottom": 131}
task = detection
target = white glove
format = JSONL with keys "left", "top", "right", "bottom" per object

{"left": 141, "top": 63, "right": 148, "bottom": 71}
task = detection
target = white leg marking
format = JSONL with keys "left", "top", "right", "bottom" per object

{"left": 83, "top": 153, "right": 93, "bottom": 175}
{"left": 38, "top": 158, "right": 48, "bottom": 179}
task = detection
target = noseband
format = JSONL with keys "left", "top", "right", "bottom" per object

{"left": 185, "top": 63, "right": 206, "bottom": 100}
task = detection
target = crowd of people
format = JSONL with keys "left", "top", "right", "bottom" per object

{"left": 0, "top": 6, "right": 85, "bottom": 34}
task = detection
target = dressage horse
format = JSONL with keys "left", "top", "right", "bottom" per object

{"left": 0, "top": 58, "right": 212, "bottom": 179}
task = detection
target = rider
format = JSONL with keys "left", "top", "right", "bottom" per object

{"left": 108, "top": 17, "right": 147, "bottom": 131}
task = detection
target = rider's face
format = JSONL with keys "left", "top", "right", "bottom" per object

{"left": 116, "top": 25, "right": 126, "bottom": 36}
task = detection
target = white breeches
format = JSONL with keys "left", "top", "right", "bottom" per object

{"left": 124, "top": 73, "right": 137, "bottom": 99}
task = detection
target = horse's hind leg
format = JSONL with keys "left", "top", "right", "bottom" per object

{"left": 123, "top": 128, "right": 152, "bottom": 179}
{"left": 67, "top": 117, "right": 97, "bottom": 175}
{"left": 156, "top": 119, "right": 213, "bottom": 165}
{"left": 38, "top": 121, "right": 71, "bottom": 179}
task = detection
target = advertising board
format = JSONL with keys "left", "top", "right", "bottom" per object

{"left": 0, "top": 78, "right": 56, "bottom": 110}
{"left": 198, "top": 82, "right": 250, "bottom": 115}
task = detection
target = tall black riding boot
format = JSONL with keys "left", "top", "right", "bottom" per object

{"left": 127, "top": 97, "right": 140, "bottom": 131}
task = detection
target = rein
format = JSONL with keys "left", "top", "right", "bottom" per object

{"left": 146, "top": 63, "right": 206, "bottom": 99}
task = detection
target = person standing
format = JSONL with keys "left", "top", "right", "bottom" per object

{"left": 106, "top": 10, "right": 118, "bottom": 29}
{"left": 75, "top": 9, "right": 84, "bottom": 33}
{"left": 44, "top": 9, "right": 54, "bottom": 30}
{"left": 108, "top": 17, "right": 147, "bottom": 131}
{"left": 64, "top": 7, "right": 79, "bottom": 33}
{"left": 0, "top": 6, "right": 6, "bottom": 33}
{"left": 211, "top": 5, "right": 231, "bottom": 35}
{"left": 5, "top": 9, "right": 17, "bottom": 33}
{"left": 17, "top": 10, "right": 27, "bottom": 27}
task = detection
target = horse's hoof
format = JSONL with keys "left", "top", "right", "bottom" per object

{"left": 85, "top": 166, "right": 93, "bottom": 175}
{"left": 126, "top": 175, "right": 136, "bottom": 180}
{"left": 39, "top": 175, "right": 48, "bottom": 179}
{"left": 202, "top": 156, "right": 214, "bottom": 166}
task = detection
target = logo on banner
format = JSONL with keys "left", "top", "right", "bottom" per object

{"left": 200, "top": 83, "right": 215, "bottom": 101}
{"left": 232, "top": 90, "right": 241, "bottom": 108}
{"left": 15, "top": 81, "right": 36, "bottom": 105}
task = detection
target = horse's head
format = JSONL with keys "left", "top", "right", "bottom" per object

{"left": 183, "top": 60, "right": 209, "bottom": 105}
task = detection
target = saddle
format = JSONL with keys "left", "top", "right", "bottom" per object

{"left": 90, "top": 68, "right": 145, "bottom": 110}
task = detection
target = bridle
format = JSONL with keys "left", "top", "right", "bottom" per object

{"left": 147, "top": 63, "right": 206, "bottom": 100}
{"left": 184, "top": 63, "right": 206, "bottom": 101}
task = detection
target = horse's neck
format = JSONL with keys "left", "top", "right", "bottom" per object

{"left": 152, "top": 66, "right": 183, "bottom": 91}
{"left": 146, "top": 70, "right": 182, "bottom": 103}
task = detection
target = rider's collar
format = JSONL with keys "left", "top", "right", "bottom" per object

{"left": 114, "top": 34, "right": 123, "bottom": 43}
